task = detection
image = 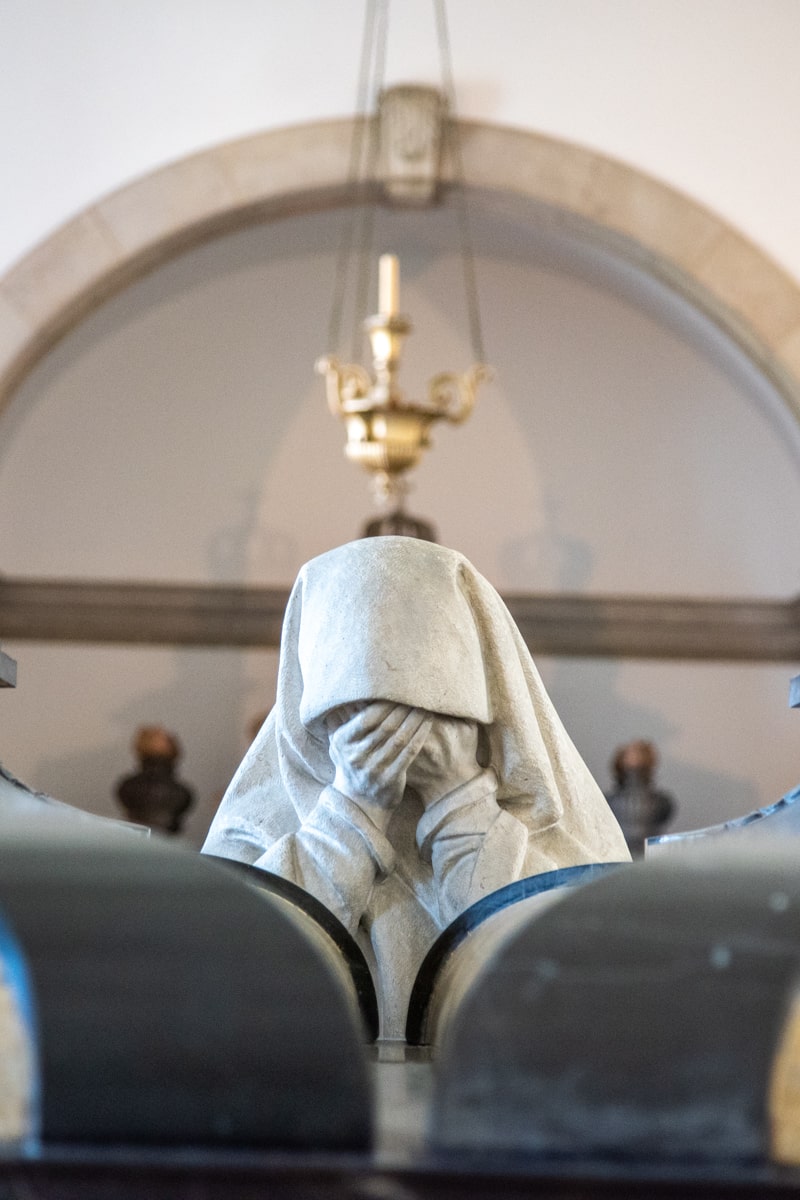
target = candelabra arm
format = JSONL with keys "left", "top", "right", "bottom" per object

{"left": 315, "top": 356, "right": 373, "bottom": 416}
{"left": 427, "top": 363, "right": 493, "bottom": 424}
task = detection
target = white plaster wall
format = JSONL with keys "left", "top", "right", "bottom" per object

{"left": 2, "top": 0, "right": 800, "bottom": 281}
{"left": 1, "top": 1, "right": 800, "bottom": 846}
{"left": 3, "top": 201, "right": 799, "bottom": 593}
{"left": 1, "top": 202, "right": 799, "bottom": 842}
{"left": 4, "top": 646, "right": 797, "bottom": 847}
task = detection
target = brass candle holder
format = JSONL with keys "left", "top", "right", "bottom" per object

{"left": 316, "top": 254, "right": 490, "bottom": 508}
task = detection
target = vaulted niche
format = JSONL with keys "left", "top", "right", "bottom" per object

{"left": 1, "top": 122, "right": 798, "bottom": 836}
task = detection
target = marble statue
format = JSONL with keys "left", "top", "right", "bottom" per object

{"left": 203, "top": 537, "right": 630, "bottom": 1037}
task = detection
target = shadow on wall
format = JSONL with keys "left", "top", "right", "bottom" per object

{"left": 209, "top": 486, "right": 307, "bottom": 591}
{"left": 544, "top": 656, "right": 761, "bottom": 835}
{"left": 27, "top": 492, "right": 764, "bottom": 845}
{"left": 31, "top": 648, "right": 247, "bottom": 848}
{"left": 501, "top": 510, "right": 762, "bottom": 833}
{"left": 30, "top": 497, "right": 281, "bottom": 846}
{"left": 499, "top": 494, "right": 594, "bottom": 593}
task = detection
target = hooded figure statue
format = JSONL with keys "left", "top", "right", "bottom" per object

{"left": 203, "top": 537, "right": 629, "bottom": 1037}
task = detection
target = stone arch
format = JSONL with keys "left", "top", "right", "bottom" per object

{"left": 1, "top": 116, "right": 800, "bottom": 422}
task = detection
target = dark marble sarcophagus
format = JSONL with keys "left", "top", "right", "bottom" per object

{"left": 2, "top": 820, "right": 800, "bottom": 1197}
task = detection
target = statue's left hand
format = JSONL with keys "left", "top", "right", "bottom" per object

{"left": 326, "top": 702, "right": 433, "bottom": 832}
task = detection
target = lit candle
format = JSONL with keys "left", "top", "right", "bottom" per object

{"left": 379, "top": 253, "right": 399, "bottom": 317}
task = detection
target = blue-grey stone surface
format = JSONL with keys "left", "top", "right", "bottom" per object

{"left": 0, "top": 826, "right": 371, "bottom": 1150}
{"left": 431, "top": 845, "right": 800, "bottom": 1165}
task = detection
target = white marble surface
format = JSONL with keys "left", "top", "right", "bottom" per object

{"left": 204, "top": 537, "right": 629, "bottom": 1038}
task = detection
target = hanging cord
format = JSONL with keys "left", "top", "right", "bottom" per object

{"left": 327, "top": 0, "right": 485, "bottom": 366}
{"left": 351, "top": 0, "right": 389, "bottom": 361}
{"left": 434, "top": 0, "right": 487, "bottom": 365}
{"left": 325, "top": 0, "right": 389, "bottom": 359}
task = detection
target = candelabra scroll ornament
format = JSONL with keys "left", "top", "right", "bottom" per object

{"left": 318, "top": 359, "right": 373, "bottom": 416}
{"left": 428, "top": 363, "right": 491, "bottom": 424}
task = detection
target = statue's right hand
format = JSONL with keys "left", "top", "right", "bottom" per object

{"left": 326, "top": 702, "right": 433, "bottom": 828}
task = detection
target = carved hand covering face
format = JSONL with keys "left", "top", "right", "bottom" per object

{"left": 323, "top": 700, "right": 481, "bottom": 829}
{"left": 205, "top": 536, "right": 627, "bottom": 868}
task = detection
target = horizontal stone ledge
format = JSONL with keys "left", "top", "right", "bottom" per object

{"left": 1, "top": 577, "right": 799, "bottom": 662}
{"left": 0, "top": 578, "right": 288, "bottom": 648}
{"left": 503, "top": 593, "right": 800, "bottom": 661}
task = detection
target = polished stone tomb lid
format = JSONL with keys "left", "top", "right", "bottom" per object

{"left": 407, "top": 863, "right": 625, "bottom": 1048}
{"left": 0, "top": 826, "right": 372, "bottom": 1150}
{"left": 430, "top": 845, "right": 800, "bottom": 1168}
{"left": 205, "top": 855, "right": 378, "bottom": 1042}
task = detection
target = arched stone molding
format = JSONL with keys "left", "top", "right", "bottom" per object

{"left": 2, "top": 116, "right": 800, "bottom": 422}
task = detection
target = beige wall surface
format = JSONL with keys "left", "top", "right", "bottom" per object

{"left": 1, "top": 0, "right": 799, "bottom": 845}
{"left": 2, "top": 0, "right": 800, "bottom": 281}
{"left": 2, "top": 203, "right": 800, "bottom": 595}
{"left": 1, "top": 204, "right": 798, "bottom": 841}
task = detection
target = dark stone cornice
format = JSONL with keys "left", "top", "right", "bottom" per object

{"left": 1, "top": 576, "right": 799, "bottom": 662}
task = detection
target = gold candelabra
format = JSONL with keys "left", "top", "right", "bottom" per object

{"left": 317, "top": 254, "right": 490, "bottom": 508}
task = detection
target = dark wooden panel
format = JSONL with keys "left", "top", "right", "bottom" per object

{"left": 2, "top": 1154, "right": 800, "bottom": 1200}
{"left": 1, "top": 576, "right": 799, "bottom": 661}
